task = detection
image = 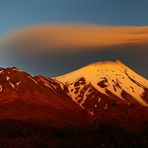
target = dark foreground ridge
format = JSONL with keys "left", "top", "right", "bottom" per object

{"left": 0, "top": 119, "right": 147, "bottom": 148}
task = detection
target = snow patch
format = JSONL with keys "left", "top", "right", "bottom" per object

{"left": 16, "top": 81, "right": 21, "bottom": 86}
{"left": 28, "top": 76, "right": 38, "bottom": 84}
{"left": 10, "top": 82, "right": 15, "bottom": 88}
{"left": 0, "top": 70, "right": 3, "bottom": 74}
{"left": 6, "top": 76, "right": 10, "bottom": 81}
{"left": 0, "top": 85, "right": 2, "bottom": 92}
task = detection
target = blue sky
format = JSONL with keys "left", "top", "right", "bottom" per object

{"left": 0, "top": 0, "right": 148, "bottom": 78}
{"left": 1, "top": 0, "right": 148, "bottom": 35}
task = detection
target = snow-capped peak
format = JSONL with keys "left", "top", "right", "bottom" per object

{"left": 55, "top": 60, "right": 148, "bottom": 107}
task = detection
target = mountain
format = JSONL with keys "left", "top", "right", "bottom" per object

{"left": 55, "top": 60, "right": 148, "bottom": 128}
{"left": 0, "top": 67, "right": 90, "bottom": 127}
{"left": 0, "top": 61, "right": 147, "bottom": 129}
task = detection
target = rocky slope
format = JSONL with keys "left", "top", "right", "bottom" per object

{"left": 0, "top": 67, "right": 90, "bottom": 127}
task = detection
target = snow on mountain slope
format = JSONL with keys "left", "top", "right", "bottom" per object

{"left": 34, "top": 75, "right": 66, "bottom": 93}
{"left": 55, "top": 60, "right": 148, "bottom": 109}
{"left": 0, "top": 64, "right": 147, "bottom": 126}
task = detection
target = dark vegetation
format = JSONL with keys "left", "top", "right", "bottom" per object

{"left": 0, "top": 119, "right": 147, "bottom": 148}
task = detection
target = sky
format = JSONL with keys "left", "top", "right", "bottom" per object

{"left": 0, "top": 0, "right": 148, "bottom": 78}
